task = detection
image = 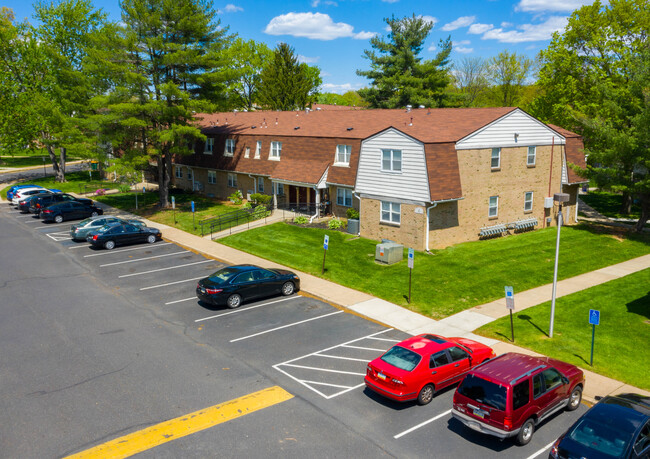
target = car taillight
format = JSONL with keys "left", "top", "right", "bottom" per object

{"left": 43, "top": 209, "right": 51, "bottom": 213}
{"left": 205, "top": 288, "right": 222, "bottom": 294}
{"left": 549, "top": 438, "right": 561, "bottom": 458}
{"left": 391, "top": 378, "right": 404, "bottom": 385}
{"left": 36, "top": 203, "right": 41, "bottom": 208}
{"left": 92, "top": 235, "right": 98, "bottom": 241}
{"left": 503, "top": 415, "right": 513, "bottom": 430}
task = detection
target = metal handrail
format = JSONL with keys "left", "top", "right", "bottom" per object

{"left": 198, "top": 203, "right": 273, "bottom": 238}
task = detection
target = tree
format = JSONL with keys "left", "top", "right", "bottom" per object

{"left": 257, "top": 43, "right": 321, "bottom": 110}
{"left": 356, "top": 15, "right": 453, "bottom": 108}
{"left": 486, "top": 51, "right": 533, "bottom": 107}
{"left": 317, "top": 91, "right": 367, "bottom": 107}
{"left": 223, "top": 38, "right": 272, "bottom": 110}
{"left": 452, "top": 57, "right": 489, "bottom": 107}
{"left": 530, "top": 0, "right": 650, "bottom": 230}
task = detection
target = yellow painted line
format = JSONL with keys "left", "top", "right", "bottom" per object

{"left": 65, "top": 386, "right": 293, "bottom": 459}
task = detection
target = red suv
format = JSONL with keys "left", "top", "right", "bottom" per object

{"left": 452, "top": 353, "right": 584, "bottom": 446}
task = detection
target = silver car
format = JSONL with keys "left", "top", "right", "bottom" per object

{"left": 70, "top": 216, "right": 145, "bottom": 241}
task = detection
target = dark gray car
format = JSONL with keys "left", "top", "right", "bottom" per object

{"left": 70, "top": 216, "right": 146, "bottom": 241}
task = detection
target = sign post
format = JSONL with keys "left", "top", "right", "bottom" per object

{"left": 589, "top": 309, "right": 600, "bottom": 366}
{"left": 321, "top": 235, "right": 329, "bottom": 274}
{"left": 171, "top": 196, "right": 176, "bottom": 224}
{"left": 135, "top": 187, "right": 138, "bottom": 210}
{"left": 505, "top": 286, "right": 515, "bottom": 342}
{"left": 42, "top": 157, "right": 46, "bottom": 177}
{"left": 407, "top": 248, "right": 414, "bottom": 304}
{"left": 191, "top": 201, "right": 195, "bottom": 229}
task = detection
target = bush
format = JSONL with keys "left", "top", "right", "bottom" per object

{"left": 229, "top": 190, "right": 243, "bottom": 205}
{"left": 250, "top": 193, "right": 272, "bottom": 205}
{"left": 346, "top": 208, "right": 360, "bottom": 219}
{"left": 118, "top": 184, "right": 131, "bottom": 193}
{"left": 252, "top": 205, "right": 270, "bottom": 219}
{"left": 328, "top": 218, "right": 344, "bottom": 230}
{"left": 294, "top": 215, "right": 308, "bottom": 225}
{"left": 242, "top": 201, "right": 252, "bottom": 209}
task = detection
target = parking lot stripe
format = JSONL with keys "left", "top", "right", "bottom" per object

{"left": 315, "top": 354, "right": 370, "bottom": 363}
{"left": 34, "top": 223, "right": 73, "bottom": 229}
{"left": 525, "top": 440, "right": 556, "bottom": 459}
{"left": 165, "top": 297, "right": 196, "bottom": 305}
{"left": 63, "top": 385, "right": 293, "bottom": 459}
{"left": 118, "top": 260, "right": 212, "bottom": 278}
{"left": 99, "top": 250, "right": 189, "bottom": 267}
{"left": 367, "top": 336, "right": 401, "bottom": 343}
{"left": 140, "top": 276, "right": 205, "bottom": 290}
{"left": 194, "top": 296, "right": 299, "bottom": 322}
{"left": 393, "top": 410, "right": 452, "bottom": 439}
{"left": 341, "top": 344, "right": 387, "bottom": 352}
{"left": 300, "top": 380, "right": 358, "bottom": 390}
{"left": 281, "top": 363, "right": 366, "bottom": 376}
{"left": 230, "top": 310, "right": 344, "bottom": 342}
{"left": 68, "top": 244, "right": 90, "bottom": 249}
{"left": 84, "top": 242, "right": 172, "bottom": 257}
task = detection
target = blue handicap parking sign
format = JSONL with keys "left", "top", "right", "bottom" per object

{"left": 589, "top": 309, "right": 600, "bottom": 325}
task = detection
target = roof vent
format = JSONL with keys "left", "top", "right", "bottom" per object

{"left": 409, "top": 117, "right": 413, "bottom": 126}
{"left": 419, "top": 105, "right": 425, "bottom": 109}
{"left": 406, "top": 105, "right": 412, "bottom": 112}
{"left": 294, "top": 126, "right": 300, "bottom": 130}
{"left": 316, "top": 107, "right": 322, "bottom": 111}
{"left": 275, "top": 117, "right": 278, "bottom": 125}
{"left": 347, "top": 127, "right": 354, "bottom": 131}
{"left": 251, "top": 125, "right": 257, "bottom": 129}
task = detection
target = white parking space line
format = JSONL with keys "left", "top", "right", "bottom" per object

{"left": 230, "top": 310, "right": 344, "bottom": 343}
{"left": 99, "top": 250, "right": 189, "bottom": 267}
{"left": 273, "top": 328, "right": 394, "bottom": 399}
{"left": 140, "top": 276, "right": 204, "bottom": 291}
{"left": 393, "top": 410, "right": 452, "bottom": 439}
{"left": 16, "top": 215, "right": 37, "bottom": 218}
{"left": 84, "top": 242, "right": 172, "bottom": 257}
{"left": 165, "top": 297, "right": 196, "bottom": 305}
{"left": 45, "top": 231, "right": 72, "bottom": 242}
{"left": 367, "top": 336, "right": 401, "bottom": 343}
{"left": 281, "top": 364, "right": 366, "bottom": 376}
{"left": 315, "top": 354, "right": 370, "bottom": 363}
{"left": 341, "top": 344, "right": 386, "bottom": 352}
{"left": 525, "top": 440, "right": 556, "bottom": 459}
{"left": 34, "top": 223, "right": 74, "bottom": 229}
{"left": 195, "top": 296, "right": 299, "bottom": 322}
{"left": 68, "top": 244, "right": 91, "bottom": 249}
{"left": 118, "top": 260, "right": 212, "bottom": 278}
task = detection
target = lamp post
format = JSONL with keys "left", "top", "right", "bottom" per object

{"left": 549, "top": 192, "right": 570, "bottom": 338}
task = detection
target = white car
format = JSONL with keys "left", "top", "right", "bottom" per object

{"left": 11, "top": 187, "right": 46, "bottom": 206}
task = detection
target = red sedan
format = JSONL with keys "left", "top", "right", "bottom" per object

{"left": 365, "top": 334, "right": 495, "bottom": 405}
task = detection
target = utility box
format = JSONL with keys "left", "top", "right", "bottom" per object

{"left": 347, "top": 218, "right": 359, "bottom": 235}
{"left": 544, "top": 197, "right": 554, "bottom": 208}
{"left": 375, "top": 242, "right": 404, "bottom": 265}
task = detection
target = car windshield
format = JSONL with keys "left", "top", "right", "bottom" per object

{"left": 380, "top": 346, "right": 421, "bottom": 372}
{"left": 457, "top": 374, "right": 507, "bottom": 411}
{"left": 208, "top": 268, "right": 241, "bottom": 284}
{"left": 568, "top": 417, "right": 633, "bottom": 457}
{"left": 96, "top": 225, "right": 114, "bottom": 233}
{"left": 78, "top": 218, "right": 94, "bottom": 226}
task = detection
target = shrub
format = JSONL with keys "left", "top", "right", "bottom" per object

{"left": 118, "top": 184, "right": 131, "bottom": 193}
{"left": 229, "top": 190, "right": 243, "bottom": 205}
{"left": 294, "top": 215, "right": 308, "bottom": 224}
{"left": 346, "top": 208, "right": 360, "bottom": 219}
{"left": 250, "top": 193, "right": 272, "bottom": 205}
{"left": 328, "top": 218, "right": 344, "bottom": 230}
{"left": 242, "top": 201, "right": 252, "bottom": 209}
{"left": 252, "top": 204, "right": 270, "bottom": 219}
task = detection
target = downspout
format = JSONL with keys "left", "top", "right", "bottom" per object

{"left": 309, "top": 185, "right": 319, "bottom": 223}
{"left": 425, "top": 203, "right": 438, "bottom": 252}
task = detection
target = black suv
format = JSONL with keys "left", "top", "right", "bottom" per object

{"left": 29, "top": 193, "right": 93, "bottom": 216}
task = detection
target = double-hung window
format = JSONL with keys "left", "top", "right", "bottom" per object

{"left": 257, "top": 177, "right": 264, "bottom": 193}
{"left": 489, "top": 196, "right": 499, "bottom": 217}
{"left": 228, "top": 173, "right": 237, "bottom": 188}
{"left": 336, "top": 188, "right": 352, "bottom": 207}
{"left": 335, "top": 145, "right": 351, "bottom": 166}
{"left": 275, "top": 183, "right": 284, "bottom": 196}
{"left": 255, "top": 141, "right": 261, "bottom": 159}
{"left": 207, "top": 170, "right": 216, "bottom": 184}
{"left": 204, "top": 138, "right": 213, "bottom": 154}
{"left": 491, "top": 148, "right": 501, "bottom": 169}
{"left": 270, "top": 141, "right": 282, "bottom": 160}
{"left": 524, "top": 191, "right": 533, "bottom": 212}
{"left": 527, "top": 146, "right": 536, "bottom": 166}
{"left": 225, "top": 139, "right": 235, "bottom": 156}
{"left": 175, "top": 166, "right": 182, "bottom": 179}
{"left": 244, "top": 147, "right": 250, "bottom": 158}
{"left": 381, "top": 149, "right": 402, "bottom": 172}
{"left": 186, "top": 168, "right": 193, "bottom": 182}
{"left": 381, "top": 201, "right": 401, "bottom": 224}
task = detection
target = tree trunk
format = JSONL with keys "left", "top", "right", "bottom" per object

{"left": 620, "top": 192, "right": 632, "bottom": 214}
{"left": 635, "top": 194, "right": 649, "bottom": 233}
{"left": 46, "top": 144, "right": 65, "bottom": 182}
{"left": 59, "top": 147, "right": 66, "bottom": 179}
{"left": 157, "top": 152, "right": 167, "bottom": 208}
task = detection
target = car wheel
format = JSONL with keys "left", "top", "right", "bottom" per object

{"left": 417, "top": 384, "right": 435, "bottom": 405}
{"left": 91, "top": 211, "right": 99, "bottom": 217}
{"left": 567, "top": 386, "right": 582, "bottom": 411}
{"left": 147, "top": 234, "right": 156, "bottom": 244}
{"left": 226, "top": 294, "right": 242, "bottom": 309}
{"left": 281, "top": 281, "right": 295, "bottom": 296}
{"left": 104, "top": 240, "right": 116, "bottom": 250}
{"left": 54, "top": 215, "right": 63, "bottom": 224}
{"left": 516, "top": 418, "right": 535, "bottom": 446}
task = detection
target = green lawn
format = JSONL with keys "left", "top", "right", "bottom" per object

{"left": 476, "top": 269, "right": 650, "bottom": 390}
{"left": 581, "top": 191, "right": 642, "bottom": 219}
{"left": 219, "top": 222, "right": 650, "bottom": 319}
{"left": 0, "top": 152, "right": 81, "bottom": 169}
{"left": 0, "top": 171, "right": 117, "bottom": 196}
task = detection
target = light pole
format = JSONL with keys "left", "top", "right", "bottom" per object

{"left": 549, "top": 192, "right": 569, "bottom": 338}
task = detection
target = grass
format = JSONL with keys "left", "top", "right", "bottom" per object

{"left": 219, "top": 222, "right": 650, "bottom": 319}
{"left": 0, "top": 171, "right": 117, "bottom": 196}
{"left": 475, "top": 269, "right": 650, "bottom": 390}
{"left": 0, "top": 151, "right": 81, "bottom": 169}
{"left": 581, "top": 191, "right": 642, "bottom": 219}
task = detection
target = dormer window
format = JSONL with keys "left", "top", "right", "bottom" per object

{"left": 270, "top": 141, "right": 282, "bottom": 160}
{"left": 204, "top": 138, "right": 213, "bottom": 155}
{"left": 255, "top": 141, "right": 261, "bottom": 159}
{"left": 381, "top": 149, "right": 401, "bottom": 172}
{"left": 335, "top": 145, "right": 351, "bottom": 166}
{"left": 224, "top": 139, "right": 235, "bottom": 156}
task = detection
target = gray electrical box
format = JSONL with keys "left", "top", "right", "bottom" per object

{"left": 347, "top": 218, "right": 359, "bottom": 234}
{"left": 375, "top": 242, "right": 404, "bottom": 264}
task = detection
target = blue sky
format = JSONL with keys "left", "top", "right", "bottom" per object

{"left": 7, "top": 0, "right": 597, "bottom": 93}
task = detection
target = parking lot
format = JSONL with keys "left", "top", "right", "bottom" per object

{"left": 1, "top": 204, "right": 588, "bottom": 458}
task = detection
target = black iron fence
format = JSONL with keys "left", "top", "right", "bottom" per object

{"left": 276, "top": 202, "right": 320, "bottom": 216}
{"left": 198, "top": 203, "right": 274, "bottom": 238}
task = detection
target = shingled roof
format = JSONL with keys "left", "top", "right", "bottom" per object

{"left": 548, "top": 124, "right": 588, "bottom": 184}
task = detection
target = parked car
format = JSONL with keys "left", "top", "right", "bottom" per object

{"left": 10, "top": 186, "right": 45, "bottom": 206}
{"left": 364, "top": 334, "right": 495, "bottom": 405}
{"left": 41, "top": 201, "right": 103, "bottom": 223}
{"left": 6, "top": 184, "right": 39, "bottom": 201}
{"left": 452, "top": 352, "right": 584, "bottom": 446}
{"left": 29, "top": 192, "right": 93, "bottom": 216}
{"left": 549, "top": 393, "right": 650, "bottom": 459}
{"left": 70, "top": 217, "right": 146, "bottom": 241}
{"left": 196, "top": 265, "right": 300, "bottom": 309}
{"left": 16, "top": 190, "right": 52, "bottom": 212}
{"left": 86, "top": 222, "right": 161, "bottom": 250}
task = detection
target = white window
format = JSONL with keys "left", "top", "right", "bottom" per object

{"left": 491, "top": 148, "right": 500, "bottom": 169}
{"left": 275, "top": 183, "right": 284, "bottom": 196}
{"left": 204, "top": 138, "right": 213, "bottom": 154}
{"left": 208, "top": 170, "right": 216, "bottom": 184}
{"left": 187, "top": 168, "right": 193, "bottom": 181}
{"left": 270, "top": 141, "right": 282, "bottom": 160}
{"left": 255, "top": 141, "right": 261, "bottom": 159}
{"left": 524, "top": 191, "right": 533, "bottom": 212}
{"left": 175, "top": 166, "right": 182, "bottom": 179}
{"left": 489, "top": 196, "right": 499, "bottom": 217}
{"left": 337, "top": 188, "right": 352, "bottom": 207}
{"left": 527, "top": 146, "right": 536, "bottom": 166}
{"left": 225, "top": 139, "right": 235, "bottom": 156}
{"left": 257, "top": 177, "right": 264, "bottom": 193}
{"left": 228, "top": 173, "right": 237, "bottom": 188}
{"left": 381, "top": 201, "right": 401, "bottom": 224}
{"left": 381, "top": 149, "right": 402, "bottom": 172}
{"left": 244, "top": 147, "right": 250, "bottom": 158}
{"left": 335, "top": 145, "right": 351, "bottom": 165}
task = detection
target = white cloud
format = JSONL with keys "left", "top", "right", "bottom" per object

{"left": 468, "top": 23, "right": 494, "bottom": 34}
{"left": 223, "top": 4, "right": 243, "bottom": 13}
{"left": 311, "top": 0, "right": 338, "bottom": 6}
{"left": 515, "top": 0, "right": 602, "bottom": 12}
{"left": 298, "top": 54, "right": 320, "bottom": 64}
{"left": 501, "top": 21, "right": 513, "bottom": 28}
{"left": 381, "top": 0, "right": 399, "bottom": 3}
{"left": 455, "top": 46, "right": 474, "bottom": 54}
{"left": 480, "top": 16, "right": 568, "bottom": 43}
{"left": 419, "top": 15, "right": 438, "bottom": 26}
{"left": 264, "top": 12, "right": 374, "bottom": 40}
{"left": 450, "top": 40, "right": 473, "bottom": 54}
{"left": 441, "top": 16, "right": 476, "bottom": 31}
{"left": 311, "top": 0, "right": 320, "bottom": 6}
{"left": 321, "top": 82, "right": 361, "bottom": 94}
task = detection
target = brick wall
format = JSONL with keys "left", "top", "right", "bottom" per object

{"left": 360, "top": 198, "right": 427, "bottom": 250}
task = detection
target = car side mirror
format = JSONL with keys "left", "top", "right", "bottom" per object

{"left": 562, "top": 376, "right": 569, "bottom": 385}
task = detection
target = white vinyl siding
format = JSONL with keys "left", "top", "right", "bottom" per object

{"left": 381, "top": 201, "right": 400, "bottom": 224}
{"left": 270, "top": 141, "right": 282, "bottom": 160}
{"left": 527, "top": 146, "right": 536, "bottom": 166}
{"left": 356, "top": 129, "right": 430, "bottom": 203}
{"left": 491, "top": 148, "right": 501, "bottom": 169}
{"left": 228, "top": 173, "right": 237, "bottom": 187}
{"left": 337, "top": 188, "right": 352, "bottom": 207}
{"left": 255, "top": 141, "right": 261, "bottom": 159}
{"left": 207, "top": 170, "right": 216, "bottom": 184}
{"left": 524, "top": 191, "right": 533, "bottom": 211}
{"left": 489, "top": 196, "right": 499, "bottom": 218}
{"left": 335, "top": 145, "right": 351, "bottom": 166}
{"left": 204, "top": 138, "right": 213, "bottom": 154}
{"left": 225, "top": 139, "right": 235, "bottom": 156}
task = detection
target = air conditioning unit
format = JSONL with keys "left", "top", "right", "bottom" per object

{"left": 375, "top": 242, "right": 404, "bottom": 265}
